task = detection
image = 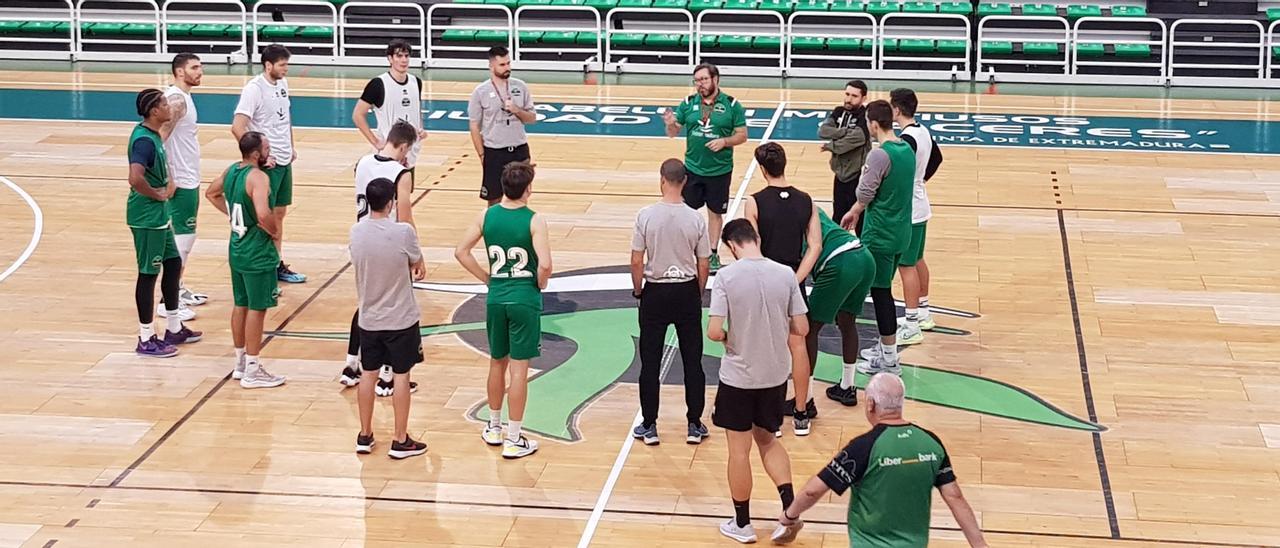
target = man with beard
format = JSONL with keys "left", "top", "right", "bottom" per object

{"left": 818, "top": 80, "right": 871, "bottom": 229}
{"left": 158, "top": 53, "right": 207, "bottom": 317}
{"left": 663, "top": 63, "right": 748, "bottom": 271}
{"left": 469, "top": 46, "right": 536, "bottom": 206}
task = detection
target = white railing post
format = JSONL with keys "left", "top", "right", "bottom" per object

{"left": 338, "top": 1, "right": 425, "bottom": 67}
{"left": 425, "top": 4, "right": 514, "bottom": 69}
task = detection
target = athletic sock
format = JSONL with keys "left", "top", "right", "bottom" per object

{"left": 489, "top": 410, "right": 502, "bottom": 429}
{"left": 245, "top": 355, "right": 260, "bottom": 375}
{"left": 166, "top": 311, "right": 182, "bottom": 334}
{"left": 920, "top": 297, "right": 931, "bottom": 317}
{"left": 905, "top": 308, "right": 919, "bottom": 329}
{"left": 806, "top": 377, "right": 815, "bottom": 404}
{"left": 840, "top": 362, "right": 855, "bottom": 389}
{"left": 778, "top": 483, "right": 795, "bottom": 510}
{"left": 378, "top": 365, "right": 393, "bottom": 383}
{"left": 139, "top": 323, "right": 155, "bottom": 341}
{"left": 345, "top": 354, "right": 359, "bottom": 368}
{"left": 732, "top": 499, "right": 751, "bottom": 528}
{"left": 506, "top": 420, "right": 522, "bottom": 442}
{"left": 235, "top": 347, "right": 246, "bottom": 364}
{"left": 881, "top": 341, "right": 898, "bottom": 362}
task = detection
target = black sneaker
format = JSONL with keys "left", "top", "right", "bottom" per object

{"left": 389, "top": 435, "right": 428, "bottom": 459}
{"left": 339, "top": 366, "right": 361, "bottom": 387}
{"left": 793, "top": 412, "right": 811, "bottom": 437}
{"left": 825, "top": 385, "right": 858, "bottom": 407}
{"left": 783, "top": 397, "right": 818, "bottom": 419}
{"left": 375, "top": 378, "right": 419, "bottom": 397}
{"left": 356, "top": 432, "right": 375, "bottom": 454}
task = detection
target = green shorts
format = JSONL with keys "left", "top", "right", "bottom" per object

{"left": 167, "top": 187, "right": 201, "bottom": 235}
{"left": 898, "top": 222, "right": 927, "bottom": 267}
{"left": 231, "top": 268, "right": 278, "bottom": 311}
{"left": 265, "top": 163, "right": 293, "bottom": 208}
{"left": 870, "top": 248, "right": 902, "bottom": 289}
{"left": 486, "top": 302, "right": 542, "bottom": 360}
{"left": 131, "top": 227, "right": 179, "bottom": 275}
{"left": 808, "top": 247, "right": 876, "bottom": 324}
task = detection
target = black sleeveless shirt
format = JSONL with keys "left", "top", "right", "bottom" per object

{"left": 753, "top": 185, "right": 813, "bottom": 271}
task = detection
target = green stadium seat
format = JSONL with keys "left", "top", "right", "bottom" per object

{"left": 699, "top": 34, "right": 719, "bottom": 48}
{"left": 1113, "top": 43, "right": 1151, "bottom": 57}
{"left": 122, "top": 23, "right": 157, "bottom": 36}
{"left": 298, "top": 26, "right": 334, "bottom": 39}
{"left": 1066, "top": 4, "right": 1102, "bottom": 19}
{"left": 1267, "top": 7, "right": 1280, "bottom": 21}
{"left": 550, "top": 0, "right": 589, "bottom": 5}
{"left": 1075, "top": 41, "right": 1104, "bottom": 57}
{"left": 866, "top": 0, "right": 899, "bottom": 14}
{"left": 453, "top": 0, "right": 486, "bottom": 3}
{"left": 977, "top": 2, "right": 1012, "bottom": 16}
{"left": 54, "top": 21, "right": 71, "bottom": 34}
{"left": 791, "top": 36, "right": 825, "bottom": 50}
{"left": 981, "top": 40, "right": 1013, "bottom": 54}
{"left": 939, "top": 1, "right": 973, "bottom": 14}
{"left": 520, "top": 0, "right": 554, "bottom": 6}
{"left": 826, "top": 37, "right": 861, "bottom": 51}
{"left": 899, "top": 38, "right": 935, "bottom": 52}
{"left": 652, "top": 0, "right": 689, "bottom": 8}
{"left": 191, "top": 23, "right": 231, "bottom": 37}
{"left": 1022, "top": 41, "right": 1059, "bottom": 55}
{"left": 616, "top": 0, "right": 651, "bottom": 6}
{"left": 584, "top": 0, "right": 618, "bottom": 9}
{"left": 793, "top": 0, "right": 830, "bottom": 10}
{"left": 752, "top": 35, "right": 782, "bottom": 49}
{"left": 258, "top": 25, "right": 298, "bottom": 38}
{"left": 645, "top": 33, "right": 687, "bottom": 47}
{"left": 717, "top": 35, "right": 753, "bottom": 48}
{"left": 440, "top": 29, "right": 476, "bottom": 42}
{"left": 758, "top": 0, "right": 794, "bottom": 13}
{"left": 473, "top": 29, "right": 510, "bottom": 43}
{"left": 575, "top": 31, "right": 599, "bottom": 45}
{"left": 829, "top": 0, "right": 867, "bottom": 12}
{"left": 1019, "top": 3, "right": 1056, "bottom": 16}
{"left": 903, "top": 1, "right": 938, "bottom": 13}
{"left": 87, "top": 22, "right": 128, "bottom": 35}
{"left": 166, "top": 23, "right": 195, "bottom": 36}
{"left": 722, "top": 0, "right": 756, "bottom": 9}
{"left": 937, "top": 39, "right": 967, "bottom": 53}
{"left": 484, "top": 0, "right": 520, "bottom": 8}
{"left": 540, "top": 30, "right": 577, "bottom": 44}
{"left": 877, "top": 38, "right": 900, "bottom": 51}
{"left": 1109, "top": 5, "right": 1145, "bottom": 17}
{"left": 1273, "top": 45, "right": 1280, "bottom": 58}
{"left": 689, "top": 0, "right": 723, "bottom": 9}
{"left": 519, "top": 30, "right": 544, "bottom": 44}
{"left": 609, "top": 32, "right": 646, "bottom": 47}
{"left": 19, "top": 21, "right": 61, "bottom": 33}
{"left": 0, "top": 21, "right": 24, "bottom": 34}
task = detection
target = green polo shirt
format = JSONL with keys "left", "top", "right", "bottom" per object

{"left": 672, "top": 92, "right": 747, "bottom": 177}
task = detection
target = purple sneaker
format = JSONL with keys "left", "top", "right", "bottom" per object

{"left": 136, "top": 335, "right": 178, "bottom": 358}
{"left": 163, "top": 326, "right": 203, "bottom": 346}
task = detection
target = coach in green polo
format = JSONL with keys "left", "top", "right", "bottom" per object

{"left": 663, "top": 63, "right": 747, "bottom": 271}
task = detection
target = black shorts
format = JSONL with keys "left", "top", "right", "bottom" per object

{"left": 833, "top": 175, "right": 859, "bottom": 230}
{"left": 712, "top": 382, "right": 787, "bottom": 432}
{"left": 683, "top": 171, "right": 731, "bottom": 214}
{"left": 481, "top": 144, "right": 531, "bottom": 201}
{"left": 359, "top": 322, "right": 423, "bottom": 375}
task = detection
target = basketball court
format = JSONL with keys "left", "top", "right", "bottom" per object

{"left": 0, "top": 65, "right": 1278, "bottom": 547}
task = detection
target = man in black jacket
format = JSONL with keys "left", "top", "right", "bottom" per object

{"left": 817, "top": 80, "right": 871, "bottom": 231}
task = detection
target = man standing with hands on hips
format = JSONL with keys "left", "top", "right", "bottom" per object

{"left": 663, "top": 63, "right": 747, "bottom": 271}
{"left": 469, "top": 46, "right": 536, "bottom": 206}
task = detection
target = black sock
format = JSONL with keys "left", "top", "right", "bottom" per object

{"left": 778, "top": 483, "right": 795, "bottom": 510}
{"left": 732, "top": 499, "right": 750, "bottom": 528}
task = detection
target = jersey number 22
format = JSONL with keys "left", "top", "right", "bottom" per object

{"left": 488, "top": 245, "right": 531, "bottom": 278}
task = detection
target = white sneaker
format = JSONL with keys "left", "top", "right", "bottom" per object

{"left": 338, "top": 365, "right": 360, "bottom": 386}
{"left": 860, "top": 345, "right": 882, "bottom": 361}
{"left": 157, "top": 305, "right": 196, "bottom": 321}
{"left": 502, "top": 435, "right": 538, "bottom": 459}
{"left": 179, "top": 287, "right": 208, "bottom": 307}
{"left": 719, "top": 519, "right": 757, "bottom": 544}
{"left": 240, "top": 365, "right": 286, "bottom": 389}
{"left": 770, "top": 520, "right": 803, "bottom": 544}
{"left": 857, "top": 354, "right": 902, "bottom": 376}
{"left": 919, "top": 314, "right": 936, "bottom": 331}
{"left": 232, "top": 356, "right": 246, "bottom": 380}
{"left": 897, "top": 324, "right": 924, "bottom": 346}
{"left": 481, "top": 424, "right": 504, "bottom": 446}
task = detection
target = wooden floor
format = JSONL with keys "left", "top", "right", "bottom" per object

{"left": 0, "top": 68, "right": 1278, "bottom": 548}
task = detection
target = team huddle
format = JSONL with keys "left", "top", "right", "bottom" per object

{"left": 124, "top": 42, "right": 987, "bottom": 546}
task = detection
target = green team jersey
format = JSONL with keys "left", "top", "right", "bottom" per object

{"left": 819, "top": 423, "right": 956, "bottom": 547}
{"left": 125, "top": 124, "right": 170, "bottom": 229}
{"left": 223, "top": 162, "right": 279, "bottom": 273}
{"left": 803, "top": 209, "right": 863, "bottom": 274}
{"left": 672, "top": 92, "right": 747, "bottom": 177}
{"left": 861, "top": 141, "right": 916, "bottom": 254}
{"left": 483, "top": 204, "right": 541, "bottom": 305}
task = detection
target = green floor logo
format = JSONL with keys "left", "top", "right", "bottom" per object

{"left": 274, "top": 266, "right": 1104, "bottom": 442}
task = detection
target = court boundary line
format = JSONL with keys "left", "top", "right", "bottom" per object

{"left": 1056, "top": 208, "right": 1121, "bottom": 538}
{"left": 575, "top": 100, "right": 787, "bottom": 548}
{"left": 0, "top": 176, "right": 43, "bottom": 284}
{"left": 0, "top": 479, "right": 1272, "bottom": 548}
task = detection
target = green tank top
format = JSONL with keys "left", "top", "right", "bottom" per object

{"left": 482, "top": 204, "right": 540, "bottom": 305}
{"left": 813, "top": 209, "right": 862, "bottom": 270}
{"left": 862, "top": 141, "right": 915, "bottom": 254}
{"left": 125, "top": 124, "right": 170, "bottom": 229}
{"left": 223, "top": 162, "right": 280, "bottom": 273}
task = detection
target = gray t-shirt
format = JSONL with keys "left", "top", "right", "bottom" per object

{"left": 350, "top": 217, "right": 422, "bottom": 331}
{"left": 709, "top": 257, "right": 808, "bottom": 389}
{"left": 468, "top": 77, "right": 534, "bottom": 149}
{"left": 632, "top": 201, "right": 711, "bottom": 284}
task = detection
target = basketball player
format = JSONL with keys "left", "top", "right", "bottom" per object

{"left": 127, "top": 88, "right": 201, "bottom": 358}
{"left": 840, "top": 101, "right": 915, "bottom": 375}
{"left": 339, "top": 121, "right": 419, "bottom": 397}
{"left": 352, "top": 39, "right": 427, "bottom": 175}
{"left": 742, "top": 142, "right": 821, "bottom": 435}
{"left": 454, "top": 162, "right": 550, "bottom": 460}
{"left": 663, "top": 63, "right": 747, "bottom": 271}
{"left": 232, "top": 44, "right": 305, "bottom": 285}
{"left": 469, "top": 46, "right": 536, "bottom": 206}
{"left": 708, "top": 219, "right": 806, "bottom": 544}
{"left": 891, "top": 88, "right": 941, "bottom": 345}
{"left": 205, "top": 131, "right": 287, "bottom": 389}
{"left": 157, "top": 53, "right": 207, "bottom": 318}
{"left": 805, "top": 208, "right": 875, "bottom": 407}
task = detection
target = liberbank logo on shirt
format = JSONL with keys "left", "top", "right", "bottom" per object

{"left": 880, "top": 453, "right": 940, "bottom": 467}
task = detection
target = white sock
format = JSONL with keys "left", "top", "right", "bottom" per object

{"left": 489, "top": 409, "right": 502, "bottom": 428}
{"left": 245, "top": 355, "right": 260, "bottom": 375}
{"left": 235, "top": 347, "right": 246, "bottom": 365}
{"left": 840, "top": 363, "right": 855, "bottom": 389}
{"left": 507, "top": 420, "right": 522, "bottom": 442}
{"left": 345, "top": 354, "right": 358, "bottom": 367}
{"left": 139, "top": 323, "right": 155, "bottom": 340}
{"left": 905, "top": 307, "right": 919, "bottom": 329}
{"left": 806, "top": 376, "right": 815, "bottom": 403}
{"left": 920, "top": 297, "right": 930, "bottom": 317}
{"left": 881, "top": 341, "right": 898, "bottom": 362}
{"left": 166, "top": 310, "right": 182, "bottom": 333}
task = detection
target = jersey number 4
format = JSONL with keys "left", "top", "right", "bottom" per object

{"left": 488, "top": 245, "right": 532, "bottom": 278}
{"left": 230, "top": 203, "right": 248, "bottom": 238}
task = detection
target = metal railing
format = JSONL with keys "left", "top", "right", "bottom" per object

{"left": 0, "top": 0, "right": 76, "bottom": 60}
{"left": 75, "top": 0, "right": 165, "bottom": 62}
{"left": 426, "top": 3, "right": 513, "bottom": 69}
{"left": 1070, "top": 16, "right": 1166, "bottom": 85}
{"left": 977, "top": 15, "right": 1071, "bottom": 83}
{"left": 161, "top": 0, "right": 246, "bottom": 63}
{"left": 604, "top": 8, "right": 694, "bottom": 74}
{"left": 252, "top": 0, "right": 338, "bottom": 64}
{"left": 338, "top": 1, "right": 425, "bottom": 66}
{"left": 695, "top": 9, "right": 786, "bottom": 76}
{"left": 879, "top": 12, "right": 970, "bottom": 81}
{"left": 785, "top": 11, "right": 877, "bottom": 78}
{"left": 1169, "top": 19, "right": 1266, "bottom": 86}
{"left": 513, "top": 6, "right": 601, "bottom": 72}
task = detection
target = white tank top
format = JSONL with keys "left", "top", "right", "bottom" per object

{"left": 164, "top": 85, "right": 201, "bottom": 189}
{"left": 372, "top": 72, "right": 423, "bottom": 167}
{"left": 900, "top": 123, "right": 933, "bottom": 224}
{"left": 354, "top": 153, "right": 410, "bottom": 222}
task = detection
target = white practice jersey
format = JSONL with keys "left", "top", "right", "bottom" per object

{"left": 164, "top": 85, "right": 201, "bottom": 189}
{"left": 354, "top": 153, "right": 411, "bottom": 222}
{"left": 234, "top": 74, "right": 293, "bottom": 165}
{"left": 368, "top": 72, "right": 424, "bottom": 167}
{"left": 900, "top": 123, "right": 933, "bottom": 223}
